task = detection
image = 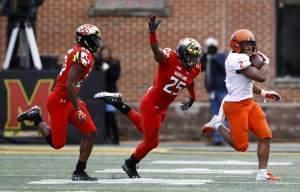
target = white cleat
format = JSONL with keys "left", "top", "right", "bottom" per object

{"left": 201, "top": 115, "right": 222, "bottom": 135}
{"left": 256, "top": 172, "right": 281, "bottom": 182}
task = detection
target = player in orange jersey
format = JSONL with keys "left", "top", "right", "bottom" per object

{"left": 202, "top": 29, "right": 281, "bottom": 181}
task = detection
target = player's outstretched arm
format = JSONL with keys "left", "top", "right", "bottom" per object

{"left": 149, "top": 16, "right": 166, "bottom": 64}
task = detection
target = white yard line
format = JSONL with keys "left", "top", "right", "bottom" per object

{"left": 29, "top": 178, "right": 213, "bottom": 185}
{"left": 151, "top": 160, "right": 293, "bottom": 166}
{"left": 95, "top": 168, "right": 256, "bottom": 174}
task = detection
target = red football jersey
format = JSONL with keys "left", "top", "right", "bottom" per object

{"left": 147, "top": 48, "right": 201, "bottom": 108}
{"left": 53, "top": 44, "right": 94, "bottom": 97}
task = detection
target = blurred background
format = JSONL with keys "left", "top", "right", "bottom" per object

{"left": 0, "top": 0, "right": 299, "bottom": 144}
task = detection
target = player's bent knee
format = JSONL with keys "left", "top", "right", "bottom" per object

{"left": 235, "top": 143, "right": 248, "bottom": 152}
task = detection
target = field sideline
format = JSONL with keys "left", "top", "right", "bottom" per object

{"left": 1, "top": 142, "right": 300, "bottom": 192}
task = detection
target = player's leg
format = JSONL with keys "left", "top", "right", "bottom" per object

{"left": 122, "top": 98, "right": 162, "bottom": 178}
{"left": 94, "top": 91, "right": 143, "bottom": 132}
{"left": 68, "top": 101, "right": 97, "bottom": 181}
{"left": 249, "top": 101, "right": 280, "bottom": 181}
{"left": 17, "top": 92, "right": 69, "bottom": 149}
{"left": 202, "top": 100, "right": 250, "bottom": 151}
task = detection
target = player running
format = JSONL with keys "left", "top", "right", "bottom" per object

{"left": 17, "top": 24, "right": 102, "bottom": 181}
{"left": 202, "top": 29, "right": 281, "bottom": 181}
{"left": 94, "top": 16, "right": 202, "bottom": 178}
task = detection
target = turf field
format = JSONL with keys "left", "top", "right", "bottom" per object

{"left": 0, "top": 142, "right": 300, "bottom": 192}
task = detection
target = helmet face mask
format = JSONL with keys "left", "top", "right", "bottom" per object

{"left": 176, "top": 38, "right": 202, "bottom": 69}
{"left": 76, "top": 24, "right": 102, "bottom": 53}
{"left": 230, "top": 29, "right": 256, "bottom": 55}
{"left": 239, "top": 40, "right": 256, "bottom": 55}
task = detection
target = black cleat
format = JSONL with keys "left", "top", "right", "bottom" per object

{"left": 72, "top": 171, "right": 98, "bottom": 181}
{"left": 17, "top": 106, "right": 41, "bottom": 122}
{"left": 122, "top": 161, "right": 140, "bottom": 178}
{"left": 94, "top": 92, "right": 122, "bottom": 105}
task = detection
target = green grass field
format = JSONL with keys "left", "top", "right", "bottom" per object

{"left": 1, "top": 142, "right": 300, "bottom": 192}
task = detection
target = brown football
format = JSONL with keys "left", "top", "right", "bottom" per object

{"left": 250, "top": 53, "right": 264, "bottom": 69}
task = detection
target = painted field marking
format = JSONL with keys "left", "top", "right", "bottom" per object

{"left": 151, "top": 160, "right": 293, "bottom": 166}
{"left": 29, "top": 178, "right": 213, "bottom": 185}
{"left": 95, "top": 168, "right": 256, "bottom": 175}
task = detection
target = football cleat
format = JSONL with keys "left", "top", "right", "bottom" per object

{"left": 72, "top": 171, "right": 98, "bottom": 181}
{"left": 122, "top": 161, "right": 140, "bottom": 178}
{"left": 17, "top": 106, "right": 41, "bottom": 122}
{"left": 94, "top": 92, "right": 122, "bottom": 105}
{"left": 201, "top": 115, "right": 222, "bottom": 135}
{"left": 256, "top": 172, "right": 281, "bottom": 181}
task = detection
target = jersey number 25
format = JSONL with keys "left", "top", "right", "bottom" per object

{"left": 163, "top": 76, "right": 186, "bottom": 96}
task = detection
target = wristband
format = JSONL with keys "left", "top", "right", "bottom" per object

{"left": 150, "top": 32, "right": 158, "bottom": 44}
{"left": 260, "top": 89, "right": 266, "bottom": 96}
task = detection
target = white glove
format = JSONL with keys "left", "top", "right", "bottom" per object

{"left": 261, "top": 89, "right": 281, "bottom": 102}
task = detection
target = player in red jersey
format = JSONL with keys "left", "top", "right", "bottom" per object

{"left": 17, "top": 24, "right": 102, "bottom": 181}
{"left": 94, "top": 16, "right": 202, "bottom": 178}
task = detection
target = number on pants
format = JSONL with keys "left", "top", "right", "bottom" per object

{"left": 163, "top": 76, "right": 186, "bottom": 96}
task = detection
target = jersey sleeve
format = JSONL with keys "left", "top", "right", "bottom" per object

{"left": 162, "top": 48, "right": 173, "bottom": 58}
{"left": 72, "top": 50, "right": 91, "bottom": 68}
{"left": 230, "top": 54, "right": 251, "bottom": 71}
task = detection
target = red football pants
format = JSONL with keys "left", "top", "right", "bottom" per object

{"left": 127, "top": 94, "right": 167, "bottom": 160}
{"left": 47, "top": 92, "right": 97, "bottom": 149}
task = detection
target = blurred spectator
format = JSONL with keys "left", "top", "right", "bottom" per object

{"left": 200, "top": 37, "right": 228, "bottom": 145}
{"left": 2, "top": 0, "right": 44, "bottom": 69}
{"left": 94, "top": 46, "right": 121, "bottom": 145}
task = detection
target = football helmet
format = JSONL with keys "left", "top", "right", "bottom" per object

{"left": 230, "top": 29, "right": 256, "bottom": 55}
{"left": 176, "top": 38, "right": 202, "bottom": 68}
{"left": 76, "top": 24, "right": 102, "bottom": 53}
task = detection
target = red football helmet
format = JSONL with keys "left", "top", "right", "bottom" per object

{"left": 76, "top": 24, "right": 102, "bottom": 53}
{"left": 230, "top": 29, "right": 256, "bottom": 55}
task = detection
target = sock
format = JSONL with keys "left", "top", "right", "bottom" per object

{"left": 34, "top": 115, "right": 43, "bottom": 126}
{"left": 257, "top": 169, "right": 267, "bottom": 175}
{"left": 75, "top": 161, "right": 86, "bottom": 173}
{"left": 115, "top": 103, "right": 131, "bottom": 114}
{"left": 125, "top": 155, "right": 140, "bottom": 168}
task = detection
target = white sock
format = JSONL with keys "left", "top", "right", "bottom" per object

{"left": 257, "top": 169, "right": 267, "bottom": 175}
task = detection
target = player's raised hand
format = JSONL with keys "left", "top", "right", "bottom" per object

{"left": 180, "top": 96, "right": 194, "bottom": 111}
{"left": 261, "top": 90, "right": 281, "bottom": 102}
{"left": 76, "top": 109, "right": 87, "bottom": 123}
{"left": 149, "top": 16, "right": 161, "bottom": 32}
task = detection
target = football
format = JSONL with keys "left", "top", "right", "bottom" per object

{"left": 250, "top": 53, "right": 265, "bottom": 69}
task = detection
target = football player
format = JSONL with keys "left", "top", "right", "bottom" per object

{"left": 94, "top": 16, "right": 202, "bottom": 178}
{"left": 202, "top": 29, "right": 281, "bottom": 181}
{"left": 17, "top": 24, "right": 102, "bottom": 181}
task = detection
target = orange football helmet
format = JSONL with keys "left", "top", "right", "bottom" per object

{"left": 230, "top": 29, "right": 256, "bottom": 54}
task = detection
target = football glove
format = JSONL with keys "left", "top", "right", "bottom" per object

{"left": 149, "top": 16, "right": 161, "bottom": 32}
{"left": 180, "top": 96, "right": 194, "bottom": 111}
{"left": 261, "top": 89, "right": 281, "bottom": 102}
{"left": 76, "top": 109, "right": 87, "bottom": 123}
